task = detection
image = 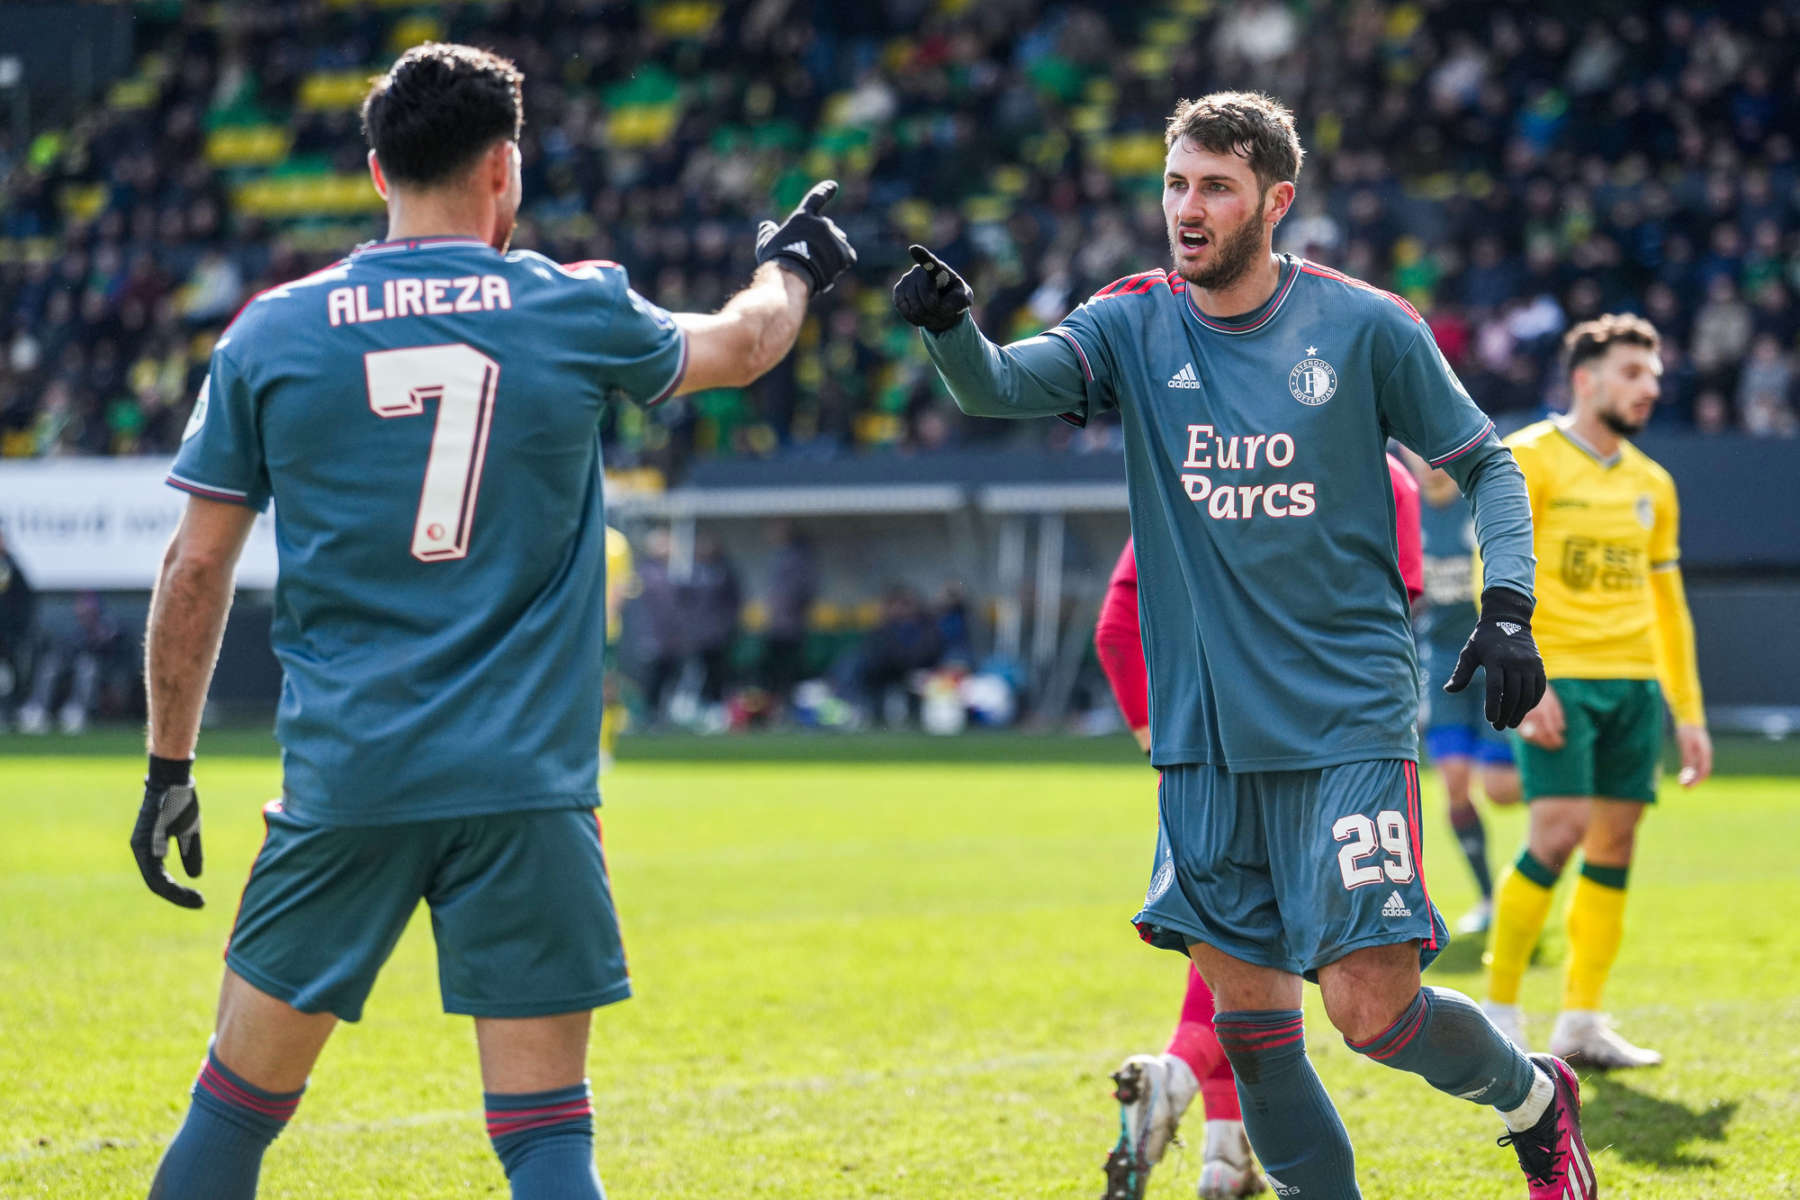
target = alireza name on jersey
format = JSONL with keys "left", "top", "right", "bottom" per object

{"left": 1177, "top": 423, "right": 1317, "bottom": 520}
{"left": 327, "top": 275, "right": 514, "bottom": 326}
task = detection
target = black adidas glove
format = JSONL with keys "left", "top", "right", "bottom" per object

{"left": 1443, "top": 587, "right": 1547, "bottom": 731}
{"left": 754, "top": 179, "right": 857, "bottom": 295}
{"left": 893, "top": 244, "right": 973, "bottom": 333}
{"left": 130, "top": 754, "right": 204, "bottom": 908}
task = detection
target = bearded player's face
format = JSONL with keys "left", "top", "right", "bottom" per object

{"left": 1162, "top": 139, "right": 1272, "bottom": 290}
{"left": 1584, "top": 344, "right": 1663, "bottom": 437}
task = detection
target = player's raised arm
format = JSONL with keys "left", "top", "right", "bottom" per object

{"left": 894, "top": 245, "right": 1092, "bottom": 420}
{"left": 671, "top": 180, "right": 856, "bottom": 394}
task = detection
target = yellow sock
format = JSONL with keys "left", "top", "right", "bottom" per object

{"left": 600, "top": 701, "right": 625, "bottom": 761}
{"left": 1563, "top": 862, "right": 1630, "bottom": 1011}
{"left": 1485, "top": 850, "right": 1559, "bottom": 1005}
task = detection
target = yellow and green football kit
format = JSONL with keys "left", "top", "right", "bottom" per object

{"left": 1485, "top": 418, "right": 1703, "bottom": 1012}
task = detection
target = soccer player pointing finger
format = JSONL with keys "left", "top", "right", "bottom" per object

{"left": 900, "top": 93, "right": 1594, "bottom": 1200}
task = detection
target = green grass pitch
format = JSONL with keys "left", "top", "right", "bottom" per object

{"left": 3, "top": 739, "right": 1798, "bottom": 1198}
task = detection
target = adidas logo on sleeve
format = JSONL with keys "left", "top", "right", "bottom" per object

{"left": 1168, "top": 362, "right": 1200, "bottom": 389}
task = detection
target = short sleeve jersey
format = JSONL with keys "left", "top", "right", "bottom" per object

{"left": 1048, "top": 255, "right": 1502, "bottom": 770}
{"left": 1502, "top": 419, "right": 1679, "bottom": 682}
{"left": 1417, "top": 493, "right": 1479, "bottom": 658}
{"left": 170, "top": 237, "right": 686, "bottom": 824}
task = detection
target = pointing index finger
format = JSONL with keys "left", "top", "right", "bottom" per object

{"left": 801, "top": 180, "right": 839, "bottom": 215}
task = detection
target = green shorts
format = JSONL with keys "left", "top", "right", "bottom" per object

{"left": 226, "top": 802, "right": 631, "bottom": 1022}
{"left": 1134, "top": 760, "right": 1448, "bottom": 981}
{"left": 1511, "top": 677, "right": 1663, "bottom": 804}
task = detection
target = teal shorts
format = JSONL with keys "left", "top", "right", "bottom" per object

{"left": 226, "top": 802, "right": 631, "bottom": 1022}
{"left": 1135, "top": 760, "right": 1448, "bottom": 980}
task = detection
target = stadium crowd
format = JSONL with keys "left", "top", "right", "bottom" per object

{"left": 3, "top": 1, "right": 1800, "bottom": 478}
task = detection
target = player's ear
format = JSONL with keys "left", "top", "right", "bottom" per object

{"left": 367, "top": 150, "right": 389, "bottom": 201}
{"left": 485, "top": 139, "right": 513, "bottom": 196}
{"left": 1264, "top": 180, "right": 1296, "bottom": 228}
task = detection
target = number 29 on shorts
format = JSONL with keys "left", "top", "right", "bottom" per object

{"left": 1333, "top": 810, "right": 1416, "bottom": 889}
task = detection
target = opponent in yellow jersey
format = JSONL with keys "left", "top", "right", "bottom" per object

{"left": 1508, "top": 424, "right": 1701, "bottom": 723}
{"left": 1481, "top": 315, "right": 1712, "bottom": 1071}
{"left": 600, "top": 526, "right": 634, "bottom": 771}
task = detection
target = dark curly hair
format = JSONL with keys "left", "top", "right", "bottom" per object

{"left": 361, "top": 43, "right": 523, "bottom": 187}
{"left": 1562, "top": 313, "right": 1661, "bottom": 376}
{"left": 1164, "top": 91, "right": 1304, "bottom": 194}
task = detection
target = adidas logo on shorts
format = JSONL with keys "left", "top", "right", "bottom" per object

{"left": 1381, "top": 890, "right": 1412, "bottom": 919}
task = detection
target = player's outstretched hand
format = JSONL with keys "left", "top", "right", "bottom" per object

{"left": 893, "top": 245, "right": 973, "bottom": 333}
{"left": 754, "top": 180, "right": 857, "bottom": 295}
{"left": 130, "top": 756, "right": 204, "bottom": 908}
{"left": 1444, "top": 586, "right": 1546, "bottom": 730}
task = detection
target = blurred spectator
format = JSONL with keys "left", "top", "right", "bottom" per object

{"left": 758, "top": 520, "right": 816, "bottom": 707}
{"left": 1695, "top": 390, "right": 1733, "bottom": 435}
{"left": 851, "top": 585, "right": 944, "bottom": 726}
{"left": 0, "top": 526, "right": 35, "bottom": 724}
{"left": 1739, "top": 334, "right": 1799, "bottom": 436}
{"left": 685, "top": 534, "right": 741, "bottom": 711}
{"left": 1690, "top": 276, "right": 1755, "bottom": 394}
{"left": 631, "top": 530, "right": 686, "bottom": 725}
{"left": 15, "top": 591, "right": 131, "bottom": 734}
{"left": 935, "top": 582, "right": 975, "bottom": 668}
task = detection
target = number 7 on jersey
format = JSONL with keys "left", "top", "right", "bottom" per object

{"left": 364, "top": 344, "right": 499, "bottom": 563}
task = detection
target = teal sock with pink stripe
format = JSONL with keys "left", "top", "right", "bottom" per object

{"left": 486, "top": 1082, "right": 605, "bottom": 1199}
{"left": 1214, "top": 1009, "right": 1360, "bottom": 1199}
{"left": 1345, "top": 986, "right": 1535, "bottom": 1111}
{"left": 148, "top": 1048, "right": 304, "bottom": 1199}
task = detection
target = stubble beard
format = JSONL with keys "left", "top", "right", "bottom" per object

{"left": 1605, "top": 402, "right": 1648, "bottom": 440}
{"left": 1171, "top": 210, "right": 1265, "bottom": 291}
{"left": 1599, "top": 408, "right": 1646, "bottom": 437}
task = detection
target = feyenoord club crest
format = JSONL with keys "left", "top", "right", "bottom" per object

{"left": 1289, "top": 347, "right": 1337, "bottom": 406}
{"left": 1636, "top": 494, "right": 1655, "bottom": 529}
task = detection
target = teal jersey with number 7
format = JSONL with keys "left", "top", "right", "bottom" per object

{"left": 169, "top": 236, "right": 687, "bottom": 825}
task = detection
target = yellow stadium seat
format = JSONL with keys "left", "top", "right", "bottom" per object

{"left": 298, "top": 71, "right": 375, "bottom": 111}
{"left": 606, "top": 105, "right": 681, "bottom": 147}
{"left": 648, "top": 2, "right": 721, "bottom": 37}
{"left": 205, "top": 125, "right": 292, "bottom": 168}
{"left": 388, "top": 15, "right": 443, "bottom": 53}
{"left": 59, "top": 184, "right": 107, "bottom": 223}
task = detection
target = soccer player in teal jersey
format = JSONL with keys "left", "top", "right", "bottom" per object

{"left": 1409, "top": 452, "right": 1522, "bottom": 936}
{"left": 896, "top": 93, "right": 1594, "bottom": 1200}
{"left": 130, "top": 44, "right": 854, "bottom": 1200}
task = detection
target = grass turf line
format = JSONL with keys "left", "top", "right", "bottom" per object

{"left": 1, "top": 753, "right": 1796, "bottom": 1198}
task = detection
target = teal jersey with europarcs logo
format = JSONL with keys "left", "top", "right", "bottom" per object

{"left": 169, "top": 237, "right": 687, "bottom": 825}
{"left": 1417, "top": 494, "right": 1480, "bottom": 656}
{"left": 1049, "top": 255, "right": 1506, "bottom": 771}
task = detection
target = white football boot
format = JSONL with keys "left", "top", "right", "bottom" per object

{"left": 1455, "top": 897, "right": 1495, "bottom": 936}
{"left": 1196, "top": 1120, "right": 1266, "bottom": 1198}
{"left": 1102, "top": 1053, "right": 1198, "bottom": 1200}
{"left": 1482, "top": 1001, "right": 1529, "bottom": 1051}
{"left": 1549, "top": 1009, "right": 1662, "bottom": 1068}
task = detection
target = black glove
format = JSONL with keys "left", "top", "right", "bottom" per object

{"left": 893, "top": 244, "right": 973, "bottom": 333}
{"left": 754, "top": 179, "right": 857, "bottom": 295}
{"left": 131, "top": 754, "right": 204, "bottom": 908}
{"left": 1443, "top": 587, "right": 1547, "bottom": 731}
